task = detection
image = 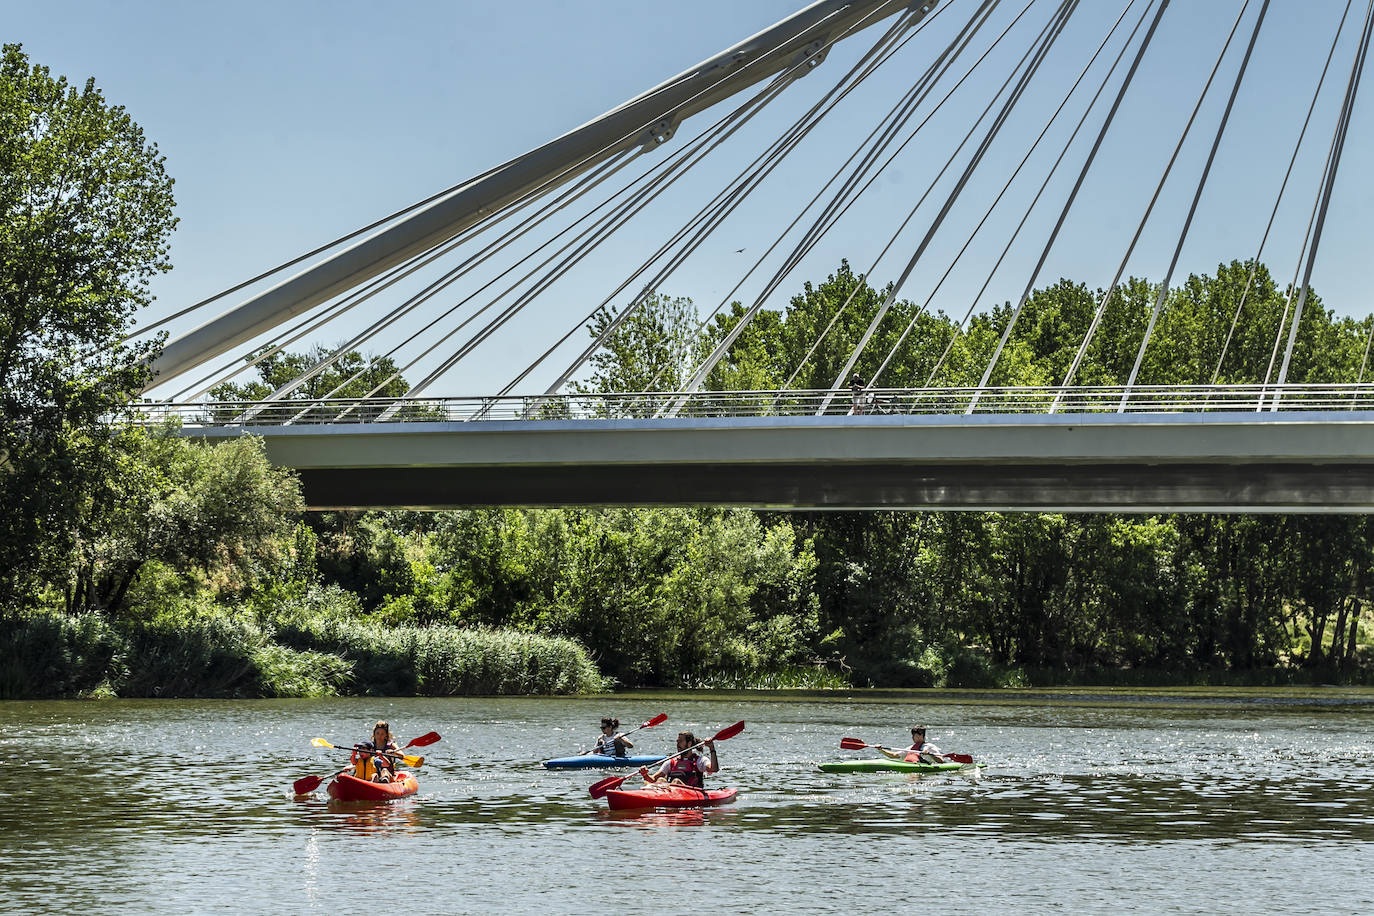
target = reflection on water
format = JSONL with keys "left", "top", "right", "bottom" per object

{"left": 1, "top": 690, "right": 1372, "bottom": 912}
{"left": 291, "top": 796, "right": 426, "bottom": 835}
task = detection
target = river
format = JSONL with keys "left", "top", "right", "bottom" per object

{"left": 2, "top": 690, "right": 1371, "bottom": 914}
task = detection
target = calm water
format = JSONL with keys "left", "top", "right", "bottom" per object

{"left": 2, "top": 690, "right": 1372, "bottom": 914}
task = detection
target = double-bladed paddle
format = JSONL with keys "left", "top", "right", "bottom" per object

{"left": 311, "top": 738, "right": 426, "bottom": 767}
{"left": 292, "top": 731, "right": 442, "bottom": 795}
{"left": 580, "top": 713, "right": 668, "bottom": 755}
{"left": 589, "top": 720, "right": 744, "bottom": 798}
{"left": 839, "top": 736, "right": 974, "bottom": 765}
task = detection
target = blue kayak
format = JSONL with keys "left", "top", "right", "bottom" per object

{"left": 542, "top": 754, "right": 667, "bottom": 769}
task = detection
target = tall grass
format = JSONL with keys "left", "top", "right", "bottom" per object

{"left": 1, "top": 603, "right": 605, "bottom": 699}
{"left": 272, "top": 614, "right": 605, "bottom": 695}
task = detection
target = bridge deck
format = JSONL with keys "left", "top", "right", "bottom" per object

{"left": 187, "top": 411, "right": 1374, "bottom": 511}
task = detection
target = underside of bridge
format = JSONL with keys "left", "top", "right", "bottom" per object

{"left": 295, "top": 461, "right": 1374, "bottom": 513}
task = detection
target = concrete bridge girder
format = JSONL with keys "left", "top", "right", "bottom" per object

{"left": 186, "top": 412, "right": 1374, "bottom": 512}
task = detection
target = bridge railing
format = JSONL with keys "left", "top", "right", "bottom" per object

{"left": 133, "top": 383, "right": 1374, "bottom": 427}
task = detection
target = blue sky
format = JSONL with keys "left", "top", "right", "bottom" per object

{"left": 11, "top": 0, "right": 1374, "bottom": 396}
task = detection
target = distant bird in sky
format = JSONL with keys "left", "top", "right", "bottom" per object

{"left": 735, "top": 247, "right": 746, "bottom": 253}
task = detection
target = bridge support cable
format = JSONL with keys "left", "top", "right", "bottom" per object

{"left": 815, "top": 0, "right": 1081, "bottom": 415}
{"left": 367, "top": 3, "right": 945, "bottom": 416}
{"left": 117, "top": 159, "right": 530, "bottom": 351}
{"left": 277, "top": 60, "right": 803, "bottom": 420}
{"left": 544, "top": 0, "right": 977, "bottom": 411}
{"left": 1258, "top": 9, "right": 1369, "bottom": 410}
{"left": 1271, "top": 0, "right": 1374, "bottom": 409}
{"left": 186, "top": 150, "right": 645, "bottom": 412}
{"left": 776, "top": 0, "right": 1068, "bottom": 398}
{"left": 871, "top": 0, "right": 1139, "bottom": 392}
{"left": 164, "top": 135, "right": 654, "bottom": 405}
{"left": 165, "top": 234, "right": 461, "bottom": 404}
{"left": 1115, "top": 0, "right": 1270, "bottom": 413}
{"left": 282, "top": 6, "right": 917, "bottom": 421}
{"left": 387, "top": 62, "right": 835, "bottom": 410}
{"left": 327, "top": 66, "right": 817, "bottom": 418}
{"left": 668, "top": 0, "right": 1010, "bottom": 416}
{"left": 143, "top": 0, "right": 937, "bottom": 392}
{"left": 1210, "top": 0, "right": 1356, "bottom": 389}
{"left": 922, "top": 0, "right": 1155, "bottom": 389}
{"left": 1041, "top": 0, "right": 1262, "bottom": 412}
{"left": 966, "top": 0, "right": 1171, "bottom": 413}
{"left": 1357, "top": 318, "right": 1374, "bottom": 406}
{"left": 727, "top": 0, "right": 1060, "bottom": 401}
{"left": 740, "top": 0, "right": 1012, "bottom": 306}
{"left": 507, "top": 3, "right": 944, "bottom": 407}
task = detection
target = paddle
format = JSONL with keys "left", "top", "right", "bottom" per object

{"left": 292, "top": 731, "right": 442, "bottom": 795}
{"left": 589, "top": 720, "right": 744, "bottom": 798}
{"left": 581, "top": 713, "right": 668, "bottom": 755}
{"left": 311, "top": 738, "right": 426, "bottom": 767}
{"left": 839, "top": 737, "right": 974, "bottom": 765}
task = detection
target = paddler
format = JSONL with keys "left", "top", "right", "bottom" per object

{"left": 639, "top": 731, "right": 718, "bottom": 788}
{"left": 879, "top": 725, "right": 948, "bottom": 764}
{"left": 352, "top": 720, "right": 400, "bottom": 783}
{"left": 592, "top": 717, "right": 635, "bottom": 757}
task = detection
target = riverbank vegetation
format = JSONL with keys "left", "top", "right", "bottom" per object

{"left": 3, "top": 44, "right": 1372, "bottom": 698}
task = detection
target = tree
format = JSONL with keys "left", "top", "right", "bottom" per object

{"left": 209, "top": 344, "right": 411, "bottom": 402}
{"left": 66, "top": 427, "right": 303, "bottom": 617}
{"left": 573, "top": 293, "right": 703, "bottom": 397}
{"left": 0, "top": 44, "right": 177, "bottom": 610}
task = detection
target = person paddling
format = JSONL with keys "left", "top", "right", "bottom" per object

{"left": 593, "top": 717, "right": 634, "bottom": 758}
{"left": 879, "top": 725, "right": 948, "bottom": 764}
{"left": 639, "top": 731, "right": 718, "bottom": 788}
{"left": 352, "top": 720, "right": 400, "bottom": 783}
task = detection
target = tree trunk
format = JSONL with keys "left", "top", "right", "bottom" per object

{"left": 1306, "top": 607, "right": 1327, "bottom": 667}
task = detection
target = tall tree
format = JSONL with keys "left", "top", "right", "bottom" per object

{"left": 0, "top": 44, "right": 177, "bottom": 609}
{"left": 573, "top": 293, "right": 703, "bottom": 396}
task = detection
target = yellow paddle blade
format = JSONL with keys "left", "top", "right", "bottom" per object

{"left": 403, "top": 754, "right": 424, "bottom": 767}
{"left": 312, "top": 738, "right": 337, "bottom": 749}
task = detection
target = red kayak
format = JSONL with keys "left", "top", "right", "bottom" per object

{"left": 327, "top": 772, "right": 418, "bottom": 801}
{"left": 604, "top": 784, "right": 738, "bottom": 811}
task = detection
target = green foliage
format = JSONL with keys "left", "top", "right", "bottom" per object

{"left": 0, "top": 43, "right": 177, "bottom": 611}
{"left": 420, "top": 507, "right": 822, "bottom": 686}
{"left": 205, "top": 344, "right": 431, "bottom": 424}
{"left": 62, "top": 427, "right": 303, "bottom": 617}
{"left": 573, "top": 293, "right": 704, "bottom": 400}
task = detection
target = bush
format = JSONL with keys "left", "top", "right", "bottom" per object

{"left": 0, "top": 612, "right": 125, "bottom": 699}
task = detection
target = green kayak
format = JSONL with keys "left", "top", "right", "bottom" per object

{"left": 818, "top": 758, "right": 980, "bottom": 774}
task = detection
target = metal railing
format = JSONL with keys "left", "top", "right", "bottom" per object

{"left": 133, "top": 384, "right": 1374, "bottom": 428}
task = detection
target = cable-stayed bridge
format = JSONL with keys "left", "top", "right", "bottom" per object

{"left": 125, "top": 0, "right": 1374, "bottom": 511}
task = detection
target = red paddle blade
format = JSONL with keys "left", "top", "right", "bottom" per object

{"left": 642, "top": 713, "right": 668, "bottom": 728}
{"left": 405, "top": 731, "right": 442, "bottom": 748}
{"left": 712, "top": 720, "right": 745, "bottom": 742}
{"left": 588, "top": 775, "right": 627, "bottom": 799}
{"left": 945, "top": 753, "right": 974, "bottom": 764}
{"left": 840, "top": 737, "right": 868, "bottom": 750}
{"left": 292, "top": 775, "right": 324, "bottom": 795}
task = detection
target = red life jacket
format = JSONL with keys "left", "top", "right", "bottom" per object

{"left": 664, "top": 753, "right": 706, "bottom": 788}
